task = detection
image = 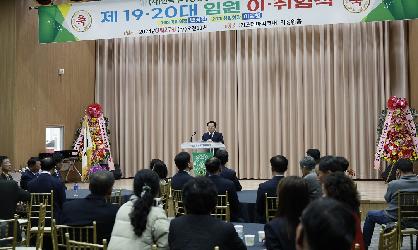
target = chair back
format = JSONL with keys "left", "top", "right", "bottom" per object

{"left": 265, "top": 194, "right": 278, "bottom": 222}
{"left": 159, "top": 181, "right": 170, "bottom": 214}
{"left": 396, "top": 190, "right": 418, "bottom": 248}
{"left": 28, "top": 191, "right": 54, "bottom": 227}
{"left": 0, "top": 215, "right": 18, "bottom": 249}
{"left": 65, "top": 232, "right": 107, "bottom": 250}
{"left": 52, "top": 220, "right": 97, "bottom": 250}
{"left": 105, "top": 190, "right": 122, "bottom": 206}
{"left": 172, "top": 189, "right": 185, "bottom": 216}
{"left": 36, "top": 203, "right": 47, "bottom": 250}
{"left": 378, "top": 226, "right": 398, "bottom": 250}
{"left": 211, "top": 191, "right": 230, "bottom": 222}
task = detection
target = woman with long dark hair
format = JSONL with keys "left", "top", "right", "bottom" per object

{"left": 264, "top": 176, "right": 310, "bottom": 250}
{"left": 108, "top": 169, "right": 169, "bottom": 250}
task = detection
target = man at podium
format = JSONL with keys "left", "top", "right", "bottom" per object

{"left": 202, "top": 121, "right": 224, "bottom": 144}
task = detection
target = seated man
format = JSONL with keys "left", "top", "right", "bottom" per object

{"left": 61, "top": 171, "right": 119, "bottom": 242}
{"left": 306, "top": 148, "right": 320, "bottom": 165}
{"left": 315, "top": 155, "right": 343, "bottom": 183}
{"left": 27, "top": 157, "right": 66, "bottom": 222}
{"left": 20, "top": 157, "right": 41, "bottom": 190}
{"left": 256, "top": 155, "right": 288, "bottom": 223}
{"left": 0, "top": 168, "right": 30, "bottom": 219}
{"left": 296, "top": 198, "right": 356, "bottom": 250}
{"left": 0, "top": 156, "right": 14, "bottom": 181}
{"left": 171, "top": 152, "right": 194, "bottom": 190}
{"left": 202, "top": 121, "right": 224, "bottom": 144}
{"left": 169, "top": 177, "right": 245, "bottom": 250}
{"left": 206, "top": 157, "right": 240, "bottom": 222}
{"left": 363, "top": 159, "right": 418, "bottom": 247}
{"left": 215, "top": 149, "right": 242, "bottom": 191}
{"left": 299, "top": 156, "right": 321, "bottom": 200}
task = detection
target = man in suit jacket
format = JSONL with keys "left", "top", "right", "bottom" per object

{"left": 214, "top": 149, "right": 242, "bottom": 191}
{"left": 256, "top": 155, "right": 288, "bottom": 223}
{"left": 20, "top": 157, "right": 41, "bottom": 190}
{"left": 61, "top": 171, "right": 119, "bottom": 242}
{"left": 201, "top": 121, "right": 224, "bottom": 144}
{"left": 171, "top": 152, "right": 194, "bottom": 190}
{"left": 206, "top": 157, "right": 241, "bottom": 222}
{"left": 299, "top": 156, "right": 321, "bottom": 200}
{"left": 0, "top": 172, "right": 30, "bottom": 219}
{"left": 363, "top": 159, "right": 418, "bottom": 247}
{"left": 169, "top": 177, "right": 245, "bottom": 250}
{"left": 0, "top": 156, "right": 14, "bottom": 181}
{"left": 27, "top": 157, "right": 66, "bottom": 223}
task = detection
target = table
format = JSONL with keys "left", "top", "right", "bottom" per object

{"left": 66, "top": 189, "right": 133, "bottom": 203}
{"left": 238, "top": 190, "right": 257, "bottom": 223}
{"left": 232, "top": 222, "right": 266, "bottom": 250}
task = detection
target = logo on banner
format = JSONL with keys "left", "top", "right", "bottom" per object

{"left": 343, "top": 0, "right": 370, "bottom": 13}
{"left": 71, "top": 10, "right": 92, "bottom": 32}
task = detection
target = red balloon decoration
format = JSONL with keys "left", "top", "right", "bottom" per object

{"left": 387, "top": 96, "right": 409, "bottom": 110}
{"left": 86, "top": 103, "right": 103, "bottom": 118}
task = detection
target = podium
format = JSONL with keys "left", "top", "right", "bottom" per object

{"left": 181, "top": 142, "right": 226, "bottom": 176}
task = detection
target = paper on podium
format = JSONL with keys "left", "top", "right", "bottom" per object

{"left": 181, "top": 142, "right": 226, "bottom": 150}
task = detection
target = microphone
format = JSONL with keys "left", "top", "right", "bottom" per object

{"left": 190, "top": 131, "right": 197, "bottom": 142}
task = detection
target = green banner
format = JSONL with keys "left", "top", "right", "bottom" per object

{"left": 192, "top": 151, "right": 213, "bottom": 176}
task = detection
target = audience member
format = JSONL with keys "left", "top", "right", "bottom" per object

{"left": 306, "top": 149, "right": 320, "bottom": 164}
{"left": 265, "top": 176, "right": 310, "bottom": 250}
{"left": 52, "top": 152, "right": 65, "bottom": 183}
{"left": 149, "top": 159, "right": 163, "bottom": 169}
{"left": 323, "top": 172, "right": 364, "bottom": 250}
{"left": 256, "top": 155, "right": 288, "bottom": 223}
{"left": 363, "top": 159, "right": 418, "bottom": 247}
{"left": 296, "top": 198, "right": 356, "bottom": 250}
{"left": 215, "top": 149, "right": 242, "bottom": 191}
{"left": 336, "top": 156, "right": 350, "bottom": 172}
{"left": 0, "top": 167, "right": 30, "bottom": 219}
{"left": 20, "top": 157, "right": 41, "bottom": 190}
{"left": 316, "top": 156, "right": 342, "bottom": 183}
{"left": 169, "top": 177, "right": 245, "bottom": 250}
{"left": 171, "top": 152, "right": 194, "bottom": 190}
{"left": 0, "top": 156, "right": 14, "bottom": 181}
{"left": 61, "top": 171, "right": 119, "bottom": 242}
{"left": 299, "top": 156, "right": 321, "bottom": 200}
{"left": 205, "top": 157, "right": 241, "bottom": 222}
{"left": 151, "top": 160, "right": 168, "bottom": 184}
{"left": 27, "top": 157, "right": 66, "bottom": 222}
{"left": 108, "top": 169, "right": 169, "bottom": 249}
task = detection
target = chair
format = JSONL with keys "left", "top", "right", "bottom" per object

{"left": 65, "top": 232, "right": 107, "bottom": 250}
{"left": 159, "top": 182, "right": 170, "bottom": 214}
{"left": 396, "top": 190, "right": 418, "bottom": 250}
{"left": 378, "top": 226, "right": 398, "bottom": 250}
{"left": 52, "top": 219, "right": 97, "bottom": 250}
{"left": 36, "top": 203, "right": 47, "bottom": 250}
{"left": 0, "top": 214, "right": 18, "bottom": 250}
{"left": 27, "top": 191, "right": 54, "bottom": 246}
{"left": 212, "top": 191, "right": 230, "bottom": 222}
{"left": 265, "top": 194, "right": 278, "bottom": 222}
{"left": 105, "top": 189, "right": 122, "bottom": 206}
{"left": 172, "top": 189, "right": 185, "bottom": 216}
{"left": 151, "top": 244, "right": 158, "bottom": 250}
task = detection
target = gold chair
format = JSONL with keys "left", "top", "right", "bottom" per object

{"left": 65, "top": 232, "right": 107, "bottom": 250}
{"left": 265, "top": 194, "right": 278, "bottom": 222}
{"left": 151, "top": 244, "right": 158, "bottom": 250}
{"left": 105, "top": 189, "right": 122, "bottom": 206}
{"left": 0, "top": 214, "right": 18, "bottom": 250}
{"left": 36, "top": 203, "right": 47, "bottom": 250}
{"left": 52, "top": 219, "right": 97, "bottom": 250}
{"left": 378, "top": 226, "right": 398, "bottom": 250}
{"left": 172, "top": 189, "right": 185, "bottom": 216}
{"left": 396, "top": 190, "right": 418, "bottom": 250}
{"left": 159, "top": 182, "right": 170, "bottom": 214}
{"left": 211, "top": 191, "right": 230, "bottom": 222}
{"left": 27, "top": 191, "right": 54, "bottom": 246}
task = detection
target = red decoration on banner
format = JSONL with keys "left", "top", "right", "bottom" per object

{"left": 86, "top": 103, "right": 103, "bottom": 118}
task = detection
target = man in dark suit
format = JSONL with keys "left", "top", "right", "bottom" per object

{"left": 0, "top": 156, "right": 14, "bottom": 181}
{"left": 61, "top": 171, "right": 119, "bottom": 242}
{"left": 169, "top": 177, "right": 245, "bottom": 250}
{"left": 201, "top": 121, "right": 224, "bottom": 144}
{"left": 256, "top": 155, "right": 288, "bottom": 223}
{"left": 206, "top": 157, "right": 241, "bottom": 222}
{"left": 214, "top": 149, "right": 242, "bottom": 191}
{"left": 171, "top": 152, "right": 194, "bottom": 190}
{"left": 27, "top": 157, "right": 66, "bottom": 223}
{"left": 0, "top": 169, "right": 30, "bottom": 219}
{"left": 20, "top": 157, "right": 41, "bottom": 190}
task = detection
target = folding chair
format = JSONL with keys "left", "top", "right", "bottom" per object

{"left": 65, "top": 232, "right": 107, "bottom": 250}
{"left": 27, "top": 191, "right": 53, "bottom": 246}
{"left": 0, "top": 215, "right": 18, "bottom": 250}
{"left": 105, "top": 190, "right": 122, "bottom": 206}
{"left": 211, "top": 191, "right": 230, "bottom": 222}
{"left": 265, "top": 194, "right": 278, "bottom": 222}
{"left": 52, "top": 219, "right": 97, "bottom": 250}
{"left": 172, "top": 189, "right": 185, "bottom": 216}
{"left": 378, "top": 226, "right": 398, "bottom": 250}
{"left": 396, "top": 190, "right": 418, "bottom": 250}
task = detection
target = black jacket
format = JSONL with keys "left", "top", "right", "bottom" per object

{"left": 220, "top": 166, "right": 242, "bottom": 191}
{"left": 20, "top": 169, "right": 38, "bottom": 190}
{"left": 0, "top": 179, "right": 30, "bottom": 219}
{"left": 208, "top": 175, "right": 241, "bottom": 222}
{"left": 171, "top": 170, "right": 194, "bottom": 190}
{"left": 169, "top": 214, "right": 246, "bottom": 250}
{"left": 265, "top": 217, "right": 296, "bottom": 250}
{"left": 202, "top": 132, "right": 224, "bottom": 144}
{"left": 256, "top": 175, "right": 284, "bottom": 223}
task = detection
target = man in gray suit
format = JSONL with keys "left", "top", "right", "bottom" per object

{"left": 300, "top": 156, "right": 322, "bottom": 200}
{"left": 363, "top": 159, "right": 418, "bottom": 247}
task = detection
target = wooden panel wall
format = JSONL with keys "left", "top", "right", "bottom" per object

{"left": 410, "top": 20, "right": 418, "bottom": 110}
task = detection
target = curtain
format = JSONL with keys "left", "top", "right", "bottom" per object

{"left": 96, "top": 21, "right": 408, "bottom": 179}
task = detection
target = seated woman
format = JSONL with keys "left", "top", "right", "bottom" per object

{"left": 323, "top": 172, "right": 364, "bottom": 250}
{"left": 151, "top": 160, "right": 168, "bottom": 184}
{"left": 108, "top": 169, "right": 169, "bottom": 250}
{"left": 264, "top": 176, "right": 310, "bottom": 250}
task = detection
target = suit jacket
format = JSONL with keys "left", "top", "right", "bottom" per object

{"left": 208, "top": 175, "right": 240, "bottom": 222}
{"left": 0, "top": 179, "right": 30, "bottom": 219}
{"left": 384, "top": 174, "right": 418, "bottom": 219}
{"left": 256, "top": 175, "right": 284, "bottom": 223}
{"left": 171, "top": 170, "right": 194, "bottom": 190}
{"left": 20, "top": 169, "right": 38, "bottom": 190}
{"left": 220, "top": 166, "right": 242, "bottom": 191}
{"left": 61, "top": 194, "right": 119, "bottom": 242}
{"left": 168, "top": 214, "right": 246, "bottom": 250}
{"left": 303, "top": 172, "right": 322, "bottom": 201}
{"left": 27, "top": 173, "right": 66, "bottom": 222}
{"left": 264, "top": 217, "right": 296, "bottom": 250}
{"left": 202, "top": 132, "right": 224, "bottom": 144}
{"left": 0, "top": 173, "right": 14, "bottom": 181}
